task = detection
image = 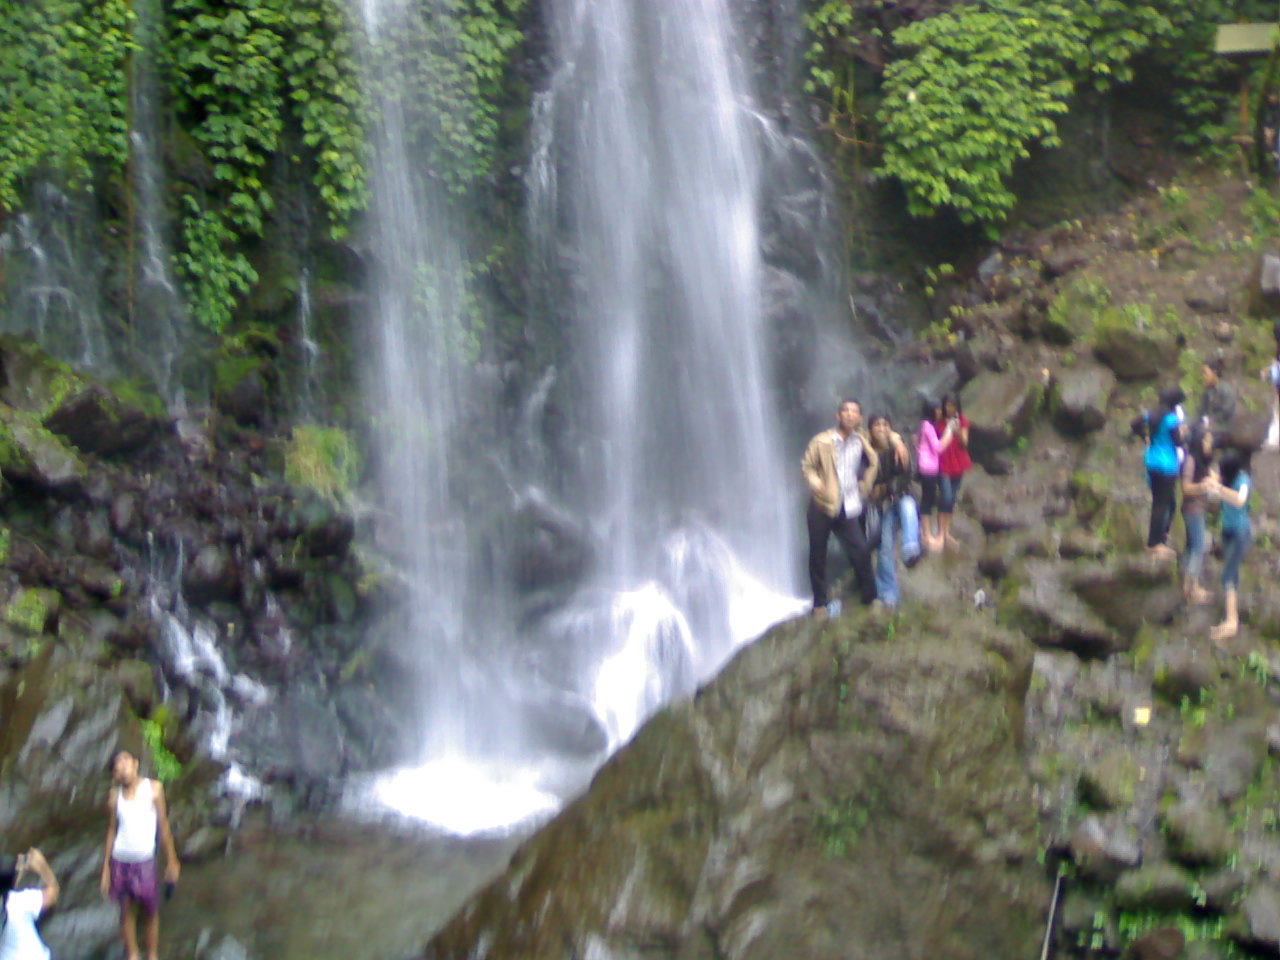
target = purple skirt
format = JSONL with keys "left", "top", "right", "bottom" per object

{"left": 110, "top": 857, "right": 159, "bottom": 915}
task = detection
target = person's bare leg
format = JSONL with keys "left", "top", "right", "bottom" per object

{"left": 939, "top": 511, "right": 958, "bottom": 548}
{"left": 121, "top": 902, "right": 140, "bottom": 960}
{"left": 144, "top": 908, "right": 160, "bottom": 960}
{"left": 1211, "top": 588, "right": 1239, "bottom": 642}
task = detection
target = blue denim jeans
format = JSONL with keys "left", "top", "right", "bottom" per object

{"left": 876, "top": 495, "right": 921, "bottom": 607}
{"left": 939, "top": 474, "right": 964, "bottom": 513}
{"left": 1221, "top": 523, "right": 1251, "bottom": 590}
{"left": 1182, "top": 510, "right": 1206, "bottom": 581}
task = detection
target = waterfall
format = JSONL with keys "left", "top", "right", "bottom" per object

{"left": 351, "top": 0, "right": 563, "bottom": 834}
{"left": 127, "top": 0, "right": 190, "bottom": 403}
{"left": 0, "top": 189, "right": 111, "bottom": 371}
{"left": 529, "top": 0, "right": 805, "bottom": 729}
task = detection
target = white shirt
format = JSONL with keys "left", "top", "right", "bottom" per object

{"left": 832, "top": 430, "right": 863, "bottom": 518}
{"left": 113, "top": 779, "right": 158, "bottom": 863}
{"left": 0, "top": 889, "right": 50, "bottom": 960}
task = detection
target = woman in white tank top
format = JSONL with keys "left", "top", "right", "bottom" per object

{"left": 99, "top": 750, "right": 180, "bottom": 960}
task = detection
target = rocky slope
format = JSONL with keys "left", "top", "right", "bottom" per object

{"left": 419, "top": 167, "right": 1280, "bottom": 960}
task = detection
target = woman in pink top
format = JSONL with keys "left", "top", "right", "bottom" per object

{"left": 914, "top": 398, "right": 953, "bottom": 552}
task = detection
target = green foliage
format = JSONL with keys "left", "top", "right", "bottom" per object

{"left": 813, "top": 799, "right": 869, "bottom": 857}
{"left": 4, "top": 589, "right": 48, "bottom": 636}
{"left": 874, "top": 0, "right": 1174, "bottom": 231}
{"left": 140, "top": 713, "right": 183, "bottom": 783}
{"left": 371, "top": 0, "right": 527, "bottom": 195}
{"left": 0, "top": 0, "right": 132, "bottom": 212}
{"left": 175, "top": 195, "right": 258, "bottom": 333}
{"left": 167, "top": 0, "right": 367, "bottom": 329}
{"left": 284, "top": 424, "right": 359, "bottom": 503}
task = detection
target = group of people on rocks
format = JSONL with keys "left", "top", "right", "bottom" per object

{"left": 802, "top": 394, "right": 972, "bottom": 616}
{"left": 1, "top": 748, "right": 180, "bottom": 960}
{"left": 1135, "top": 356, "right": 1257, "bottom": 643}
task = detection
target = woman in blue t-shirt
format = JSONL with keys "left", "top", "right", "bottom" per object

{"left": 1134, "top": 386, "right": 1185, "bottom": 558}
{"left": 1209, "top": 449, "right": 1251, "bottom": 643}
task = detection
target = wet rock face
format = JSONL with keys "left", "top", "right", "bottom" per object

{"left": 424, "top": 610, "right": 1048, "bottom": 960}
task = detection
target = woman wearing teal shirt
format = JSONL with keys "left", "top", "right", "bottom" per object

{"left": 1209, "top": 449, "right": 1251, "bottom": 643}
{"left": 1134, "top": 386, "right": 1185, "bottom": 558}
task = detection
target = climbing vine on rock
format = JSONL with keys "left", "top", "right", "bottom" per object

{"left": 875, "top": 0, "right": 1174, "bottom": 232}
{"left": 167, "top": 0, "right": 367, "bottom": 330}
{"left": 373, "top": 0, "right": 527, "bottom": 196}
{"left": 0, "top": 0, "right": 132, "bottom": 214}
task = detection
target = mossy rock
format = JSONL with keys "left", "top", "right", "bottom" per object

{"left": 1078, "top": 748, "right": 1140, "bottom": 810}
{"left": 283, "top": 425, "right": 359, "bottom": 504}
{"left": 1090, "top": 307, "right": 1179, "bottom": 382}
{"left": 1114, "top": 862, "right": 1197, "bottom": 912}
{"left": 1161, "top": 799, "right": 1233, "bottom": 867}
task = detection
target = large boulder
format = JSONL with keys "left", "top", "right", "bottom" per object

{"left": 423, "top": 610, "right": 1048, "bottom": 960}
{"left": 1090, "top": 310, "right": 1179, "bottom": 382}
{"left": 1010, "top": 560, "right": 1122, "bottom": 658}
{"left": 0, "top": 405, "right": 87, "bottom": 495}
{"left": 1052, "top": 362, "right": 1116, "bottom": 436}
{"left": 0, "top": 336, "right": 159, "bottom": 454}
{"left": 961, "top": 371, "right": 1043, "bottom": 469}
{"left": 44, "top": 387, "right": 159, "bottom": 456}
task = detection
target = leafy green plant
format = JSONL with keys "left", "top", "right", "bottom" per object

{"left": 284, "top": 424, "right": 359, "bottom": 503}
{"left": 140, "top": 714, "right": 183, "bottom": 783}
{"left": 874, "top": 0, "right": 1174, "bottom": 231}
{"left": 175, "top": 195, "right": 258, "bottom": 333}
{"left": 0, "top": 0, "right": 132, "bottom": 213}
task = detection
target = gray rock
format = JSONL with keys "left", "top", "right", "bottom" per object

{"left": 1114, "top": 862, "right": 1197, "bottom": 912}
{"left": 0, "top": 406, "right": 86, "bottom": 495}
{"left": 1040, "top": 246, "right": 1088, "bottom": 281}
{"left": 1091, "top": 321, "right": 1178, "bottom": 382}
{"left": 424, "top": 609, "right": 1049, "bottom": 960}
{"left": 1012, "top": 561, "right": 1122, "bottom": 658}
{"left": 1202, "top": 869, "right": 1248, "bottom": 913}
{"left": 1152, "top": 643, "right": 1217, "bottom": 705}
{"left": 1060, "top": 529, "right": 1108, "bottom": 560}
{"left": 1052, "top": 362, "right": 1116, "bottom": 436}
{"left": 183, "top": 544, "right": 241, "bottom": 605}
{"left": 961, "top": 371, "right": 1044, "bottom": 469}
{"left": 1070, "top": 815, "right": 1142, "bottom": 881}
{"left": 1125, "top": 928, "right": 1185, "bottom": 960}
{"left": 1248, "top": 252, "right": 1280, "bottom": 318}
{"left": 44, "top": 387, "right": 158, "bottom": 455}
{"left": 1161, "top": 799, "right": 1233, "bottom": 867}
{"left": 1206, "top": 720, "right": 1268, "bottom": 803}
{"left": 1079, "top": 749, "right": 1141, "bottom": 810}
{"left": 965, "top": 468, "right": 1045, "bottom": 533}
{"left": 1185, "top": 280, "right": 1231, "bottom": 315}
{"left": 1069, "top": 555, "right": 1182, "bottom": 640}
{"left": 1233, "top": 883, "right": 1280, "bottom": 951}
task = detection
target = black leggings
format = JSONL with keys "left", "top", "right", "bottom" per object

{"left": 918, "top": 475, "right": 940, "bottom": 516}
{"left": 807, "top": 501, "right": 877, "bottom": 608}
{"left": 1147, "top": 471, "right": 1178, "bottom": 548}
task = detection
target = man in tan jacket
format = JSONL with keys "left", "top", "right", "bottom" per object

{"left": 801, "top": 399, "right": 879, "bottom": 617}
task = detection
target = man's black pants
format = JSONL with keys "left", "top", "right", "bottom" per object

{"left": 807, "top": 501, "right": 877, "bottom": 608}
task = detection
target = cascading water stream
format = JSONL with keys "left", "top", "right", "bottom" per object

{"left": 127, "top": 0, "right": 190, "bottom": 403}
{"left": 350, "top": 0, "right": 562, "bottom": 834}
{"left": 352, "top": 0, "right": 820, "bottom": 837}
{"left": 528, "top": 0, "right": 806, "bottom": 736}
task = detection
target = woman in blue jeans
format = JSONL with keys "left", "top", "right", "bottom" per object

{"left": 868, "top": 415, "right": 921, "bottom": 608}
{"left": 1209, "top": 449, "right": 1251, "bottom": 643}
{"left": 1180, "top": 421, "right": 1214, "bottom": 605}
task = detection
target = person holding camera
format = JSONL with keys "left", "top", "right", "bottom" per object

{"left": 100, "top": 749, "right": 180, "bottom": 960}
{"left": 0, "top": 847, "right": 58, "bottom": 960}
